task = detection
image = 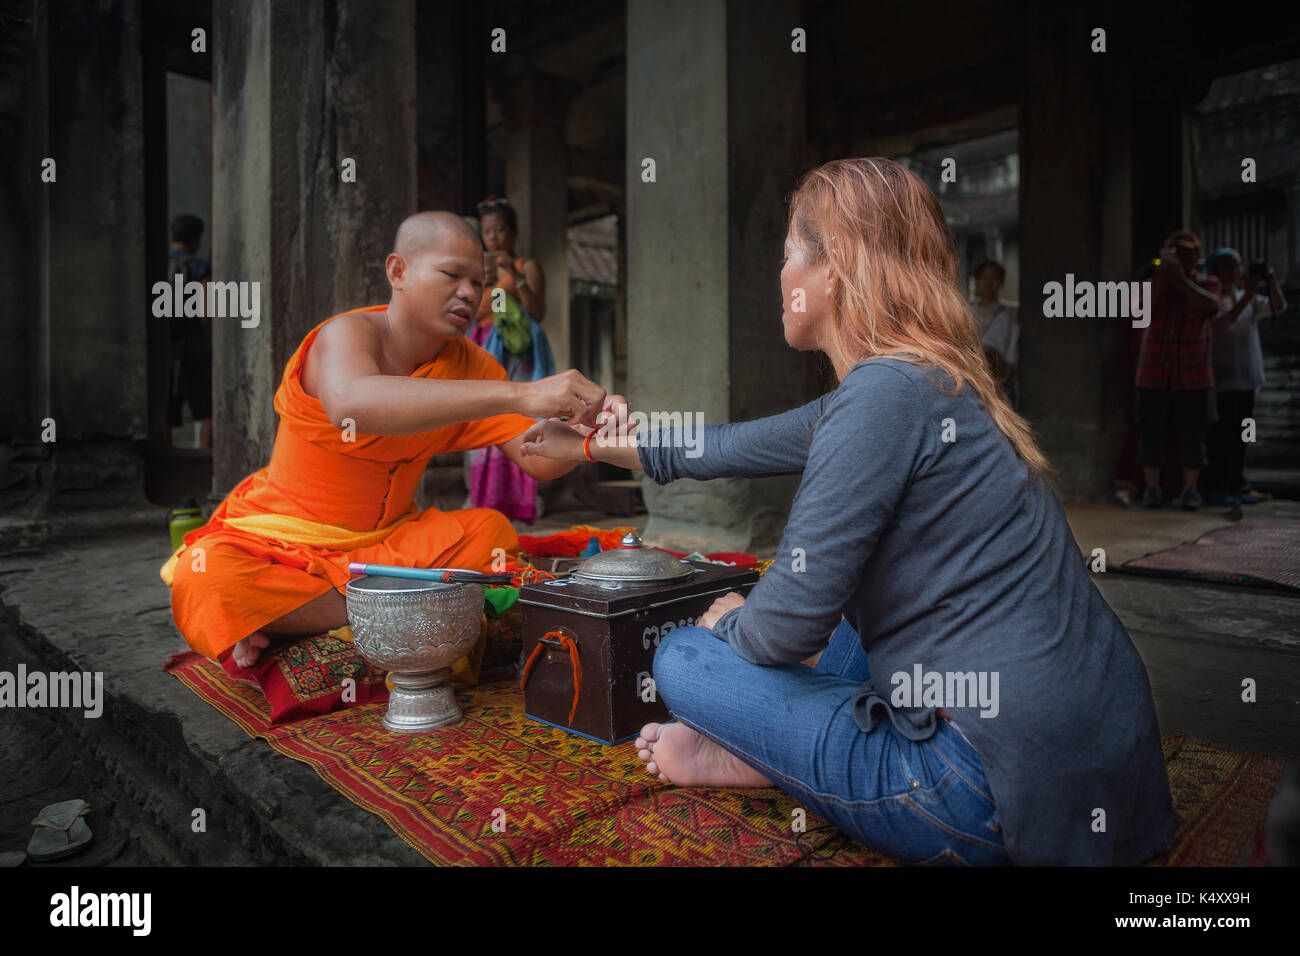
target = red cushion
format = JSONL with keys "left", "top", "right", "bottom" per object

{"left": 221, "top": 632, "right": 389, "bottom": 725}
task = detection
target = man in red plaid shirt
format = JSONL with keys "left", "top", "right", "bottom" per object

{"left": 1135, "top": 230, "right": 1221, "bottom": 510}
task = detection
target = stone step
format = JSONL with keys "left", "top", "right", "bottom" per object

{"left": 0, "top": 597, "right": 245, "bottom": 864}
{"left": 0, "top": 517, "right": 428, "bottom": 865}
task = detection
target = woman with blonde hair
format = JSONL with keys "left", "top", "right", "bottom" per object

{"left": 520, "top": 158, "right": 1176, "bottom": 866}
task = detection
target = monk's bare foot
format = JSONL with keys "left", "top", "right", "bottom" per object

{"left": 634, "top": 721, "right": 771, "bottom": 787}
{"left": 231, "top": 632, "right": 271, "bottom": 669}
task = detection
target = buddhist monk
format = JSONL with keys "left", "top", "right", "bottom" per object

{"left": 163, "top": 211, "right": 607, "bottom": 669}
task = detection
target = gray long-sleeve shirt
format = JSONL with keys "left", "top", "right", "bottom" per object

{"left": 637, "top": 357, "right": 1177, "bottom": 865}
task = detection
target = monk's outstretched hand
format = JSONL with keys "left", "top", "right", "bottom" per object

{"left": 519, "top": 369, "right": 606, "bottom": 428}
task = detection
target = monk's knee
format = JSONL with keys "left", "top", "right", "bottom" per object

{"left": 481, "top": 507, "right": 515, "bottom": 544}
{"left": 169, "top": 542, "right": 214, "bottom": 598}
{"left": 169, "top": 540, "right": 255, "bottom": 629}
{"left": 458, "top": 507, "right": 518, "bottom": 562}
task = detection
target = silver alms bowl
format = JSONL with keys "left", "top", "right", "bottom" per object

{"left": 345, "top": 575, "right": 484, "bottom": 733}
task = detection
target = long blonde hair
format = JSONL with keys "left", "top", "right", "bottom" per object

{"left": 789, "top": 158, "right": 1054, "bottom": 480}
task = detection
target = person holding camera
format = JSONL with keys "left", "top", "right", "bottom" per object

{"left": 468, "top": 196, "right": 555, "bottom": 523}
{"left": 1203, "top": 248, "right": 1288, "bottom": 505}
{"left": 1134, "top": 230, "right": 1221, "bottom": 510}
{"left": 476, "top": 196, "right": 547, "bottom": 325}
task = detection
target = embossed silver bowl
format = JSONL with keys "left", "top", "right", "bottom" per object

{"left": 345, "top": 575, "right": 484, "bottom": 733}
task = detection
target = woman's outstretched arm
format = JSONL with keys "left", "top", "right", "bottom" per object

{"left": 709, "top": 363, "right": 932, "bottom": 666}
{"left": 632, "top": 392, "right": 832, "bottom": 482}
{"left": 520, "top": 391, "right": 834, "bottom": 477}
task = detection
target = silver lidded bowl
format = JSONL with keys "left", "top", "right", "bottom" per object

{"left": 345, "top": 575, "right": 484, "bottom": 733}
{"left": 570, "top": 531, "right": 695, "bottom": 589}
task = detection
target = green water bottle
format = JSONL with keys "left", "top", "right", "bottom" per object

{"left": 167, "top": 497, "right": 205, "bottom": 551}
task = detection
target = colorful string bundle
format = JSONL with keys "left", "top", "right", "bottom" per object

{"left": 515, "top": 525, "right": 638, "bottom": 559}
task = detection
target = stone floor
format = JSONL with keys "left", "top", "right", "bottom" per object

{"left": 1, "top": 497, "right": 1297, "bottom": 864}
{"left": 1077, "top": 500, "right": 1300, "bottom": 758}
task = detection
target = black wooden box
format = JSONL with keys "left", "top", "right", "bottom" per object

{"left": 518, "top": 562, "right": 760, "bottom": 745}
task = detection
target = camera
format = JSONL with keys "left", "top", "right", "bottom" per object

{"left": 1247, "top": 259, "right": 1269, "bottom": 293}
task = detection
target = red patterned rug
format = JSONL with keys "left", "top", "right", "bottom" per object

{"left": 164, "top": 652, "right": 1284, "bottom": 866}
{"left": 1118, "top": 519, "right": 1300, "bottom": 592}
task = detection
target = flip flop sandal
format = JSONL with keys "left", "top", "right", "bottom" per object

{"left": 27, "top": 799, "right": 93, "bottom": 862}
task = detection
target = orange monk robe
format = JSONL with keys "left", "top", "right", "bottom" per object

{"left": 164, "top": 306, "right": 538, "bottom": 663}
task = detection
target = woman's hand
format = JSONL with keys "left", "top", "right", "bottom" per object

{"left": 519, "top": 419, "right": 588, "bottom": 462}
{"left": 517, "top": 395, "right": 633, "bottom": 464}
{"left": 699, "top": 591, "right": 745, "bottom": 630}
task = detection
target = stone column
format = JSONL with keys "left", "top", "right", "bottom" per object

{"left": 0, "top": 0, "right": 49, "bottom": 523}
{"left": 416, "top": 0, "right": 485, "bottom": 214}
{"left": 30, "top": 0, "right": 150, "bottom": 509}
{"left": 0, "top": 0, "right": 45, "bottom": 445}
{"left": 1018, "top": 2, "right": 1141, "bottom": 501}
{"left": 626, "top": 0, "right": 820, "bottom": 553}
{"left": 211, "top": 0, "right": 418, "bottom": 498}
{"left": 501, "top": 71, "right": 574, "bottom": 370}
{"left": 413, "top": 3, "right": 487, "bottom": 510}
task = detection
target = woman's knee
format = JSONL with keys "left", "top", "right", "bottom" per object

{"left": 651, "top": 625, "right": 719, "bottom": 711}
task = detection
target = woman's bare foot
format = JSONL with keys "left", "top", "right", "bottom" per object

{"left": 231, "top": 632, "right": 271, "bottom": 669}
{"left": 634, "top": 721, "right": 771, "bottom": 787}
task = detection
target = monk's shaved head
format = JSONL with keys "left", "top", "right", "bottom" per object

{"left": 384, "top": 211, "right": 485, "bottom": 336}
{"left": 392, "top": 211, "right": 482, "bottom": 260}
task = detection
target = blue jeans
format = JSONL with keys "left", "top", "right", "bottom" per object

{"left": 652, "top": 618, "right": 1010, "bottom": 866}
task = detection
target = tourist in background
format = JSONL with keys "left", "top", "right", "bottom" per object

{"left": 970, "top": 259, "right": 1019, "bottom": 406}
{"left": 1203, "top": 248, "right": 1287, "bottom": 505}
{"left": 1134, "top": 230, "right": 1221, "bottom": 510}
{"left": 468, "top": 197, "right": 555, "bottom": 523}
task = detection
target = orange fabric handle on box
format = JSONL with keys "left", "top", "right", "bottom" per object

{"left": 519, "top": 630, "right": 583, "bottom": 727}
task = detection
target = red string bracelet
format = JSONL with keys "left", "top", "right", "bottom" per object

{"left": 582, "top": 405, "right": 614, "bottom": 463}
